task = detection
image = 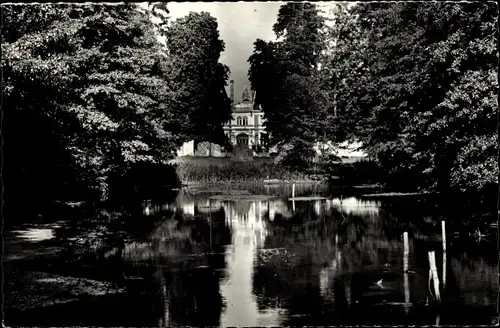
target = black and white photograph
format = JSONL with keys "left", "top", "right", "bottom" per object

{"left": 2, "top": 1, "right": 498, "bottom": 326}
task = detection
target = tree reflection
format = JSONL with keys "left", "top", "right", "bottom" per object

{"left": 160, "top": 267, "right": 225, "bottom": 326}
{"left": 37, "top": 191, "right": 232, "bottom": 327}
{"left": 254, "top": 196, "right": 429, "bottom": 325}
{"left": 6, "top": 186, "right": 497, "bottom": 326}
{"left": 124, "top": 204, "right": 231, "bottom": 326}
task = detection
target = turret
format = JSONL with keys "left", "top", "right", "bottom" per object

{"left": 230, "top": 80, "right": 235, "bottom": 110}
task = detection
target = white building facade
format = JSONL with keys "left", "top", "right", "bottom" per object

{"left": 223, "top": 81, "right": 268, "bottom": 149}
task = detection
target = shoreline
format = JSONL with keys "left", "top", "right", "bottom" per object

{"left": 182, "top": 179, "right": 327, "bottom": 189}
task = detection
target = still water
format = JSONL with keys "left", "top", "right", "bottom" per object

{"left": 4, "top": 184, "right": 498, "bottom": 326}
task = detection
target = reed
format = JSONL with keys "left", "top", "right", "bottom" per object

{"left": 175, "top": 158, "right": 308, "bottom": 184}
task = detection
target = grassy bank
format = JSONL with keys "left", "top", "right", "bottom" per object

{"left": 172, "top": 156, "right": 310, "bottom": 184}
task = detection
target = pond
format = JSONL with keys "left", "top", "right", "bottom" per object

{"left": 4, "top": 183, "right": 498, "bottom": 326}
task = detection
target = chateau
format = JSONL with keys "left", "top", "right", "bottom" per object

{"left": 223, "top": 80, "right": 268, "bottom": 149}
{"left": 175, "top": 79, "right": 366, "bottom": 158}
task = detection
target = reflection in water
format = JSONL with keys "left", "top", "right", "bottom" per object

{"left": 5, "top": 184, "right": 498, "bottom": 327}
{"left": 219, "top": 200, "right": 283, "bottom": 326}
{"left": 143, "top": 201, "right": 171, "bottom": 216}
{"left": 329, "top": 197, "right": 381, "bottom": 215}
{"left": 182, "top": 201, "right": 195, "bottom": 217}
{"left": 14, "top": 228, "right": 56, "bottom": 241}
{"left": 268, "top": 199, "right": 291, "bottom": 221}
{"left": 451, "top": 255, "right": 497, "bottom": 307}
{"left": 404, "top": 272, "right": 410, "bottom": 313}
{"left": 319, "top": 236, "right": 342, "bottom": 302}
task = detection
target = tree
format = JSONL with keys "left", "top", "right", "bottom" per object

{"left": 317, "top": 3, "right": 367, "bottom": 143}
{"left": 331, "top": 2, "right": 497, "bottom": 197}
{"left": 165, "top": 12, "right": 232, "bottom": 150}
{"left": 2, "top": 3, "right": 184, "bottom": 206}
{"left": 248, "top": 2, "right": 327, "bottom": 167}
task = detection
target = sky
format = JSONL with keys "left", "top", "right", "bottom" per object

{"left": 166, "top": 2, "right": 284, "bottom": 101}
{"left": 141, "top": 2, "right": 344, "bottom": 102}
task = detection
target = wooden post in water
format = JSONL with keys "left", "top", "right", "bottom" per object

{"left": 209, "top": 199, "right": 212, "bottom": 249}
{"left": 403, "top": 232, "right": 410, "bottom": 313}
{"left": 292, "top": 184, "right": 296, "bottom": 212}
{"left": 428, "top": 251, "right": 441, "bottom": 303}
{"left": 403, "top": 232, "right": 409, "bottom": 273}
{"left": 442, "top": 220, "right": 447, "bottom": 287}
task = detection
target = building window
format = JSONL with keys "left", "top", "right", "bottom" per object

{"left": 236, "top": 116, "right": 249, "bottom": 126}
{"left": 260, "top": 133, "right": 269, "bottom": 146}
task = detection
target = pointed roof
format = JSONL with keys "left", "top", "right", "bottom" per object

{"left": 241, "top": 85, "right": 251, "bottom": 102}
{"left": 232, "top": 84, "right": 262, "bottom": 112}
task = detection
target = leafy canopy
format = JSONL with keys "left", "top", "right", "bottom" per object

{"left": 2, "top": 4, "right": 184, "bottom": 200}
{"left": 248, "top": 2, "right": 328, "bottom": 167}
{"left": 327, "top": 2, "right": 497, "bottom": 194}
{"left": 165, "top": 11, "right": 232, "bottom": 146}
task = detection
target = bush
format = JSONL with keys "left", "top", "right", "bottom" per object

{"left": 323, "top": 159, "right": 382, "bottom": 185}
{"left": 230, "top": 144, "right": 254, "bottom": 160}
{"left": 108, "top": 162, "right": 180, "bottom": 201}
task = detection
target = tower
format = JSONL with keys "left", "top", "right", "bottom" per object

{"left": 228, "top": 80, "right": 235, "bottom": 144}
{"left": 230, "top": 80, "right": 235, "bottom": 109}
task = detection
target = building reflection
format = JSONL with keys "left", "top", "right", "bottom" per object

{"left": 131, "top": 190, "right": 498, "bottom": 327}
{"left": 218, "top": 199, "right": 284, "bottom": 326}
{"left": 5, "top": 185, "right": 497, "bottom": 327}
{"left": 131, "top": 195, "right": 294, "bottom": 327}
